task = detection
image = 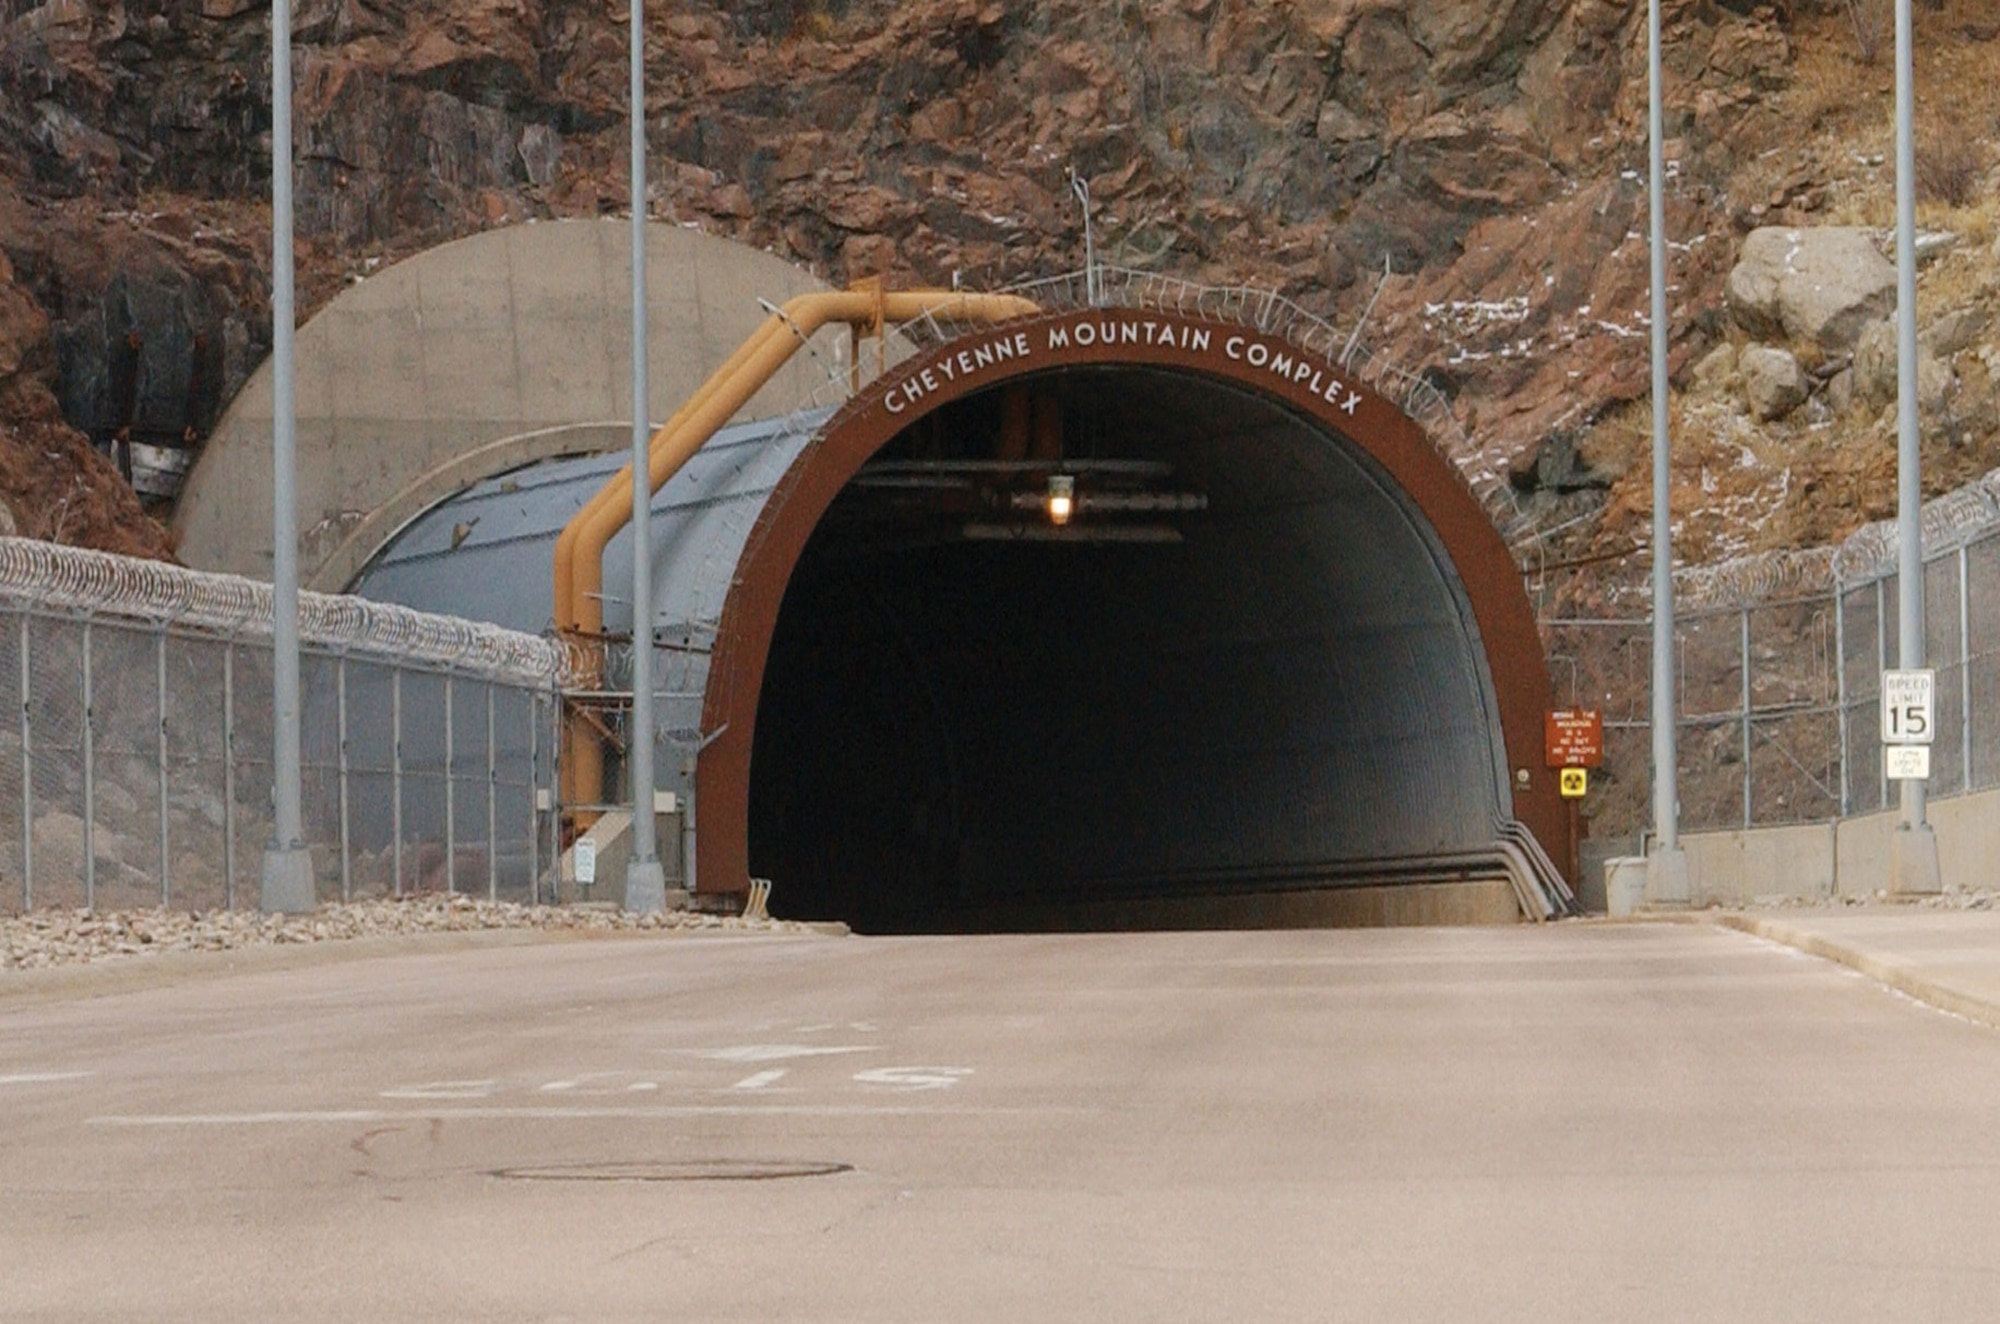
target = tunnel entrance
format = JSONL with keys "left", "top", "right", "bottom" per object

{"left": 742, "top": 355, "right": 1543, "bottom": 933}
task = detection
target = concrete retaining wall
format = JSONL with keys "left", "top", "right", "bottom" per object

{"left": 1679, "top": 786, "right": 2000, "bottom": 904}
{"left": 174, "top": 220, "right": 840, "bottom": 588}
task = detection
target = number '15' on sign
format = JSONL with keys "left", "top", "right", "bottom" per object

{"left": 1881, "top": 669, "right": 1935, "bottom": 745}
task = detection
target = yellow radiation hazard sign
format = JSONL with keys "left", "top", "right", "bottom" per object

{"left": 1559, "top": 767, "right": 1589, "bottom": 799}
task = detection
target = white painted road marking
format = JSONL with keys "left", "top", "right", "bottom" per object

{"left": 695, "top": 1044, "right": 877, "bottom": 1063}
{"left": 538, "top": 1073, "right": 662, "bottom": 1095}
{"left": 380, "top": 1079, "right": 502, "bottom": 1100}
{"left": 0, "top": 1071, "right": 91, "bottom": 1086}
{"left": 852, "top": 1067, "right": 973, "bottom": 1092}
{"left": 730, "top": 1069, "right": 788, "bottom": 1091}
{"left": 87, "top": 1103, "right": 1089, "bottom": 1127}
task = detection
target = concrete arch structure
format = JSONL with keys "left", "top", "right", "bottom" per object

{"left": 354, "top": 300, "right": 1566, "bottom": 929}
{"left": 173, "top": 220, "right": 845, "bottom": 589}
{"left": 700, "top": 307, "right": 1564, "bottom": 926}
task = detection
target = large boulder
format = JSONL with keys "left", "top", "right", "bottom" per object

{"left": 1739, "top": 345, "right": 1806, "bottom": 421}
{"left": 1924, "top": 307, "right": 1989, "bottom": 358}
{"left": 1726, "top": 227, "right": 1897, "bottom": 350}
{"left": 1690, "top": 341, "right": 1739, "bottom": 394}
{"left": 1855, "top": 318, "right": 1956, "bottom": 412}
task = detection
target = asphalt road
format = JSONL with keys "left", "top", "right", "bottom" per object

{"left": 3, "top": 921, "right": 1999, "bottom": 1322}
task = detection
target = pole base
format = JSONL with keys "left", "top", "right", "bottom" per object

{"left": 1645, "top": 844, "right": 1690, "bottom": 908}
{"left": 624, "top": 857, "right": 669, "bottom": 915}
{"left": 259, "top": 844, "right": 317, "bottom": 915}
{"left": 1890, "top": 822, "right": 1943, "bottom": 897}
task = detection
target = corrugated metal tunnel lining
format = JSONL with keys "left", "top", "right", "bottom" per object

{"left": 353, "top": 305, "right": 1567, "bottom": 927}
{"left": 750, "top": 367, "right": 1512, "bottom": 931}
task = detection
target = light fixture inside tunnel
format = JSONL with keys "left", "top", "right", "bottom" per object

{"left": 1046, "top": 474, "right": 1075, "bottom": 526}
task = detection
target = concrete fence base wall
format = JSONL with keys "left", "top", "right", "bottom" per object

{"left": 1679, "top": 786, "right": 2000, "bottom": 905}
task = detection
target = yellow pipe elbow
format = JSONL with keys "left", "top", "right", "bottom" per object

{"left": 554, "top": 285, "right": 1040, "bottom": 823}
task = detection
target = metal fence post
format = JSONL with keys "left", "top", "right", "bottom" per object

{"left": 528, "top": 688, "right": 541, "bottom": 904}
{"left": 156, "top": 626, "right": 170, "bottom": 905}
{"left": 550, "top": 686, "right": 562, "bottom": 893}
{"left": 223, "top": 641, "right": 235, "bottom": 909}
{"left": 443, "top": 673, "right": 456, "bottom": 893}
{"left": 81, "top": 621, "right": 94, "bottom": 911}
{"left": 391, "top": 663, "right": 403, "bottom": 897}
{"left": 1960, "top": 544, "right": 1973, "bottom": 792}
{"left": 1835, "top": 586, "right": 1850, "bottom": 818}
{"left": 482, "top": 684, "right": 498, "bottom": 904}
{"left": 18, "top": 614, "right": 30, "bottom": 911}
{"left": 485, "top": 682, "right": 498, "bottom": 902}
{"left": 337, "top": 653, "right": 351, "bottom": 902}
{"left": 1741, "top": 605, "right": 1753, "bottom": 829}
{"left": 1877, "top": 577, "right": 1889, "bottom": 807}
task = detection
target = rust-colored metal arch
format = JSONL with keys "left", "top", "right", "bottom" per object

{"left": 695, "top": 308, "right": 1563, "bottom": 898}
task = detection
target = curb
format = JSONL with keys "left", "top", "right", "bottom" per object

{"left": 1715, "top": 912, "right": 2000, "bottom": 1031}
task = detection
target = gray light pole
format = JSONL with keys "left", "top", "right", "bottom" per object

{"left": 261, "top": 0, "right": 314, "bottom": 913}
{"left": 1890, "top": 0, "right": 1943, "bottom": 894}
{"left": 1645, "top": 0, "right": 1689, "bottom": 905}
{"left": 622, "top": 0, "right": 668, "bottom": 914}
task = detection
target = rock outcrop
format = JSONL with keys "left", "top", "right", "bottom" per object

{"left": 1739, "top": 344, "right": 1806, "bottom": 422}
{"left": 0, "top": 0, "right": 1985, "bottom": 567}
{"left": 1726, "top": 226, "right": 1897, "bottom": 351}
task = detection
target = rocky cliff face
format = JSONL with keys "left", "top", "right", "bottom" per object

{"left": 0, "top": 0, "right": 1993, "bottom": 570}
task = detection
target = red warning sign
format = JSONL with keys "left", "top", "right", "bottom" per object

{"left": 1545, "top": 709, "right": 1604, "bottom": 769}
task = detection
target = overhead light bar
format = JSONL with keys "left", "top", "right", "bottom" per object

{"left": 1046, "top": 474, "right": 1075, "bottom": 526}
{"left": 1009, "top": 491, "right": 1208, "bottom": 515}
{"left": 963, "top": 522, "right": 1184, "bottom": 544}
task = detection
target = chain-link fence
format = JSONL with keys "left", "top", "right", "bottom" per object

{"left": 0, "top": 539, "right": 567, "bottom": 913}
{"left": 1544, "top": 471, "right": 2000, "bottom": 839}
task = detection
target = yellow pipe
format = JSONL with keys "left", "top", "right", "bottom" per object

{"left": 556, "top": 285, "right": 1039, "bottom": 810}
{"left": 551, "top": 316, "right": 787, "bottom": 634}
{"left": 552, "top": 319, "right": 794, "bottom": 810}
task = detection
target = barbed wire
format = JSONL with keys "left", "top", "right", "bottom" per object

{"left": 0, "top": 538, "right": 569, "bottom": 688}
{"left": 1673, "top": 546, "right": 1838, "bottom": 613}
{"left": 1673, "top": 465, "right": 2000, "bottom": 614}
{"left": 656, "top": 267, "right": 2000, "bottom": 625}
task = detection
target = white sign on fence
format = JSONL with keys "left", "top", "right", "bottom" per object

{"left": 1881, "top": 669, "right": 1936, "bottom": 745}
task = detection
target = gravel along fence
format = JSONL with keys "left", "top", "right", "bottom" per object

{"left": 0, "top": 893, "right": 829, "bottom": 970}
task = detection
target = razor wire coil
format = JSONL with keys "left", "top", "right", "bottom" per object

{"left": 0, "top": 538, "right": 570, "bottom": 688}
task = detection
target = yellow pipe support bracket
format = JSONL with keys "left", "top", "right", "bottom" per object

{"left": 555, "top": 284, "right": 1040, "bottom": 811}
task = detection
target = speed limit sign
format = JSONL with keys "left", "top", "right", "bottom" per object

{"left": 1881, "top": 670, "right": 1936, "bottom": 745}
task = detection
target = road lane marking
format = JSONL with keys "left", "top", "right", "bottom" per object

{"left": 538, "top": 1073, "right": 663, "bottom": 1095}
{"left": 853, "top": 1067, "right": 972, "bottom": 1092}
{"left": 0, "top": 1071, "right": 91, "bottom": 1085}
{"left": 731, "top": 1069, "right": 788, "bottom": 1091}
{"left": 380, "top": 1080, "right": 501, "bottom": 1100}
{"left": 694, "top": 1044, "right": 877, "bottom": 1063}
{"left": 88, "top": 1103, "right": 1089, "bottom": 1126}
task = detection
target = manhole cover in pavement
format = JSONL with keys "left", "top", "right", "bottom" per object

{"left": 491, "top": 1159, "right": 853, "bottom": 1183}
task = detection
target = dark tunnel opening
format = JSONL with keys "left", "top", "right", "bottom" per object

{"left": 747, "top": 367, "right": 1514, "bottom": 933}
